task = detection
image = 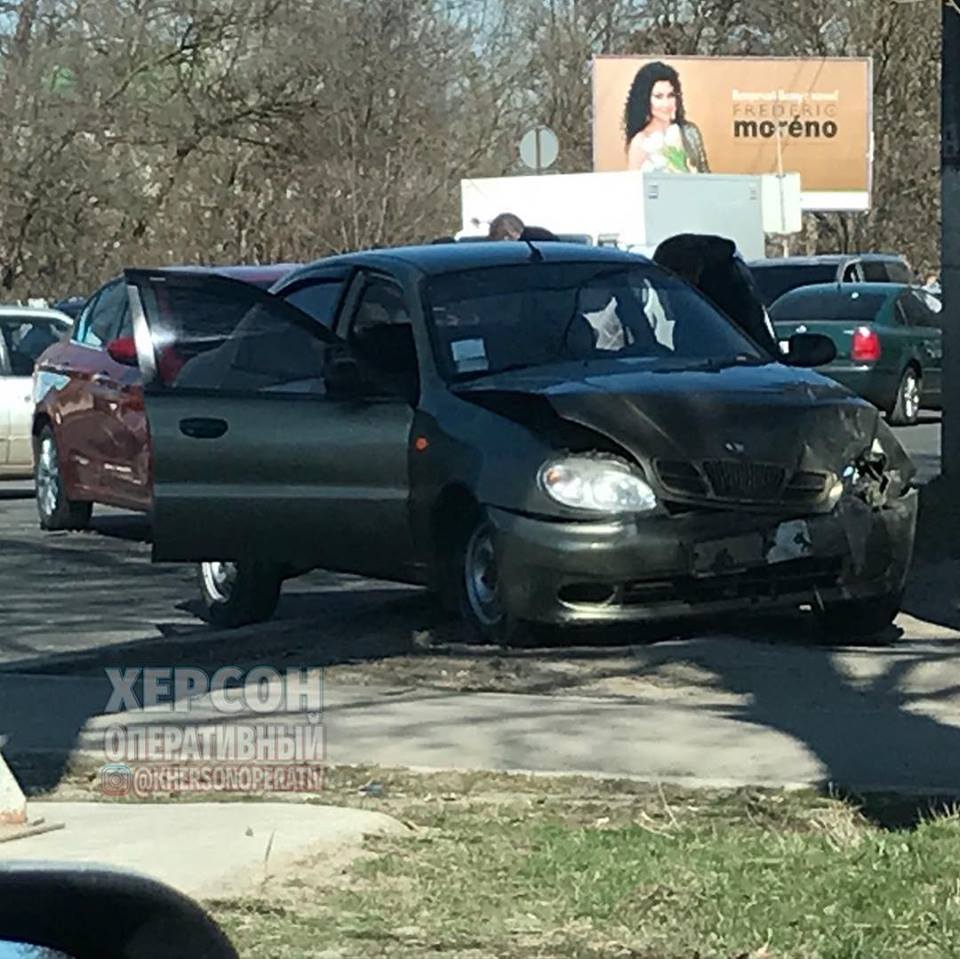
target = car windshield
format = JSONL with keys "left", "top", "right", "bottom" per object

{"left": 426, "top": 262, "right": 763, "bottom": 382}
{"left": 749, "top": 264, "right": 839, "bottom": 305}
{"left": 770, "top": 290, "right": 889, "bottom": 322}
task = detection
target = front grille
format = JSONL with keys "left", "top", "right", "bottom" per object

{"left": 622, "top": 557, "right": 843, "bottom": 606}
{"left": 702, "top": 460, "right": 786, "bottom": 501}
{"left": 782, "top": 470, "right": 831, "bottom": 503}
{"left": 655, "top": 460, "right": 833, "bottom": 507}
{"left": 655, "top": 459, "right": 708, "bottom": 496}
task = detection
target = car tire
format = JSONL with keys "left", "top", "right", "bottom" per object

{"left": 889, "top": 367, "right": 921, "bottom": 426}
{"left": 35, "top": 426, "right": 92, "bottom": 531}
{"left": 454, "top": 513, "right": 552, "bottom": 647}
{"left": 815, "top": 591, "right": 902, "bottom": 643}
{"left": 197, "top": 560, "right": 283, "bottom": 628}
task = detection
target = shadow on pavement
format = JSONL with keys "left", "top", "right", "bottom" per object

{"left": 1, "top": 481, "right": 960, "bottom": 826}
{"left": 87, "top": 514, "right": 152, "bottom": 545}
{"left": 902, "top": 477, "right": 960, "bottom": 631}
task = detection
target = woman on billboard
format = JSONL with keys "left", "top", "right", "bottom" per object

{"left": 624, "top": 61, "right": 710, "bottom": 174}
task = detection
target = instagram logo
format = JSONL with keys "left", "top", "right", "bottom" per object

{"left": 99, "top": 762, "right": 132, "bottom": 796}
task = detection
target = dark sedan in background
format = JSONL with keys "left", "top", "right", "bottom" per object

{"left": 32, "top": 263, "right": 300, "bottom": 529}
{"left": 770, "top": 283, "right": 942, "bottom": 425}
{"left": 120, "top": 243, "right": 916, "bottom": 643}
{"left": 749, "top": 254, "right": 915, "bottom": 307}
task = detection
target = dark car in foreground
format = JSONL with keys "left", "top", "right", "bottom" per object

{"left": 749, "top": 254, "right": 915, "bottom": 307}
{"left": 122, "top": 243, "right": 917, "bottom": 643}
{"left": 770, "top": 283, "right": 942, "bottom": 426}
{"left": 32, "top": 263, "right": 300, "bottom": 529}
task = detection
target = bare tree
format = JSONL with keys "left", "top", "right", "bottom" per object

{"left": 0, "top": 0, "right": 942, "bottom": 298}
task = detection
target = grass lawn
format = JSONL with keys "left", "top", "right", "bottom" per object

{"left": 202, "top": 767, "right": 960, "bottom": 959}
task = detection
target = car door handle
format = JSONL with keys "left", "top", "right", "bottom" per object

{"left": 91, "top": 372, "right": 113, "bottom": 384}
{"left": 179, "top": 417, "right": 228, "bottom": 439}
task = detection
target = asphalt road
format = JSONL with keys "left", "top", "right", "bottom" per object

{"left": 3, "top": 414, "right": 960, "bottom": 796}
{"left": 0, "top": 415, "right": 942, "bottom": 672}
{"left": 895, "top": 411, "right": 941, "bottom": 484}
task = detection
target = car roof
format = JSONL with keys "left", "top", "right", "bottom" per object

{"left": 165, "top": 263, "right": 301, "bottom": 282}
{"left": 292, "top": 242, "right": 645, "bottom": 278}
{"left": 0, "top": 305, "right": 74, "bottom": 323}
{"left": 772, "top": 282, "right": 907, "bottom": 300}
{"left": 748, "top": 254, "right": 905, "bottom": 267}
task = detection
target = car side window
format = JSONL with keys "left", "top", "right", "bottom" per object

{"left": 344, "top": 275, "right": 419, "bottom": 400}
{"left": 861, "top": 261, "right": 888, "bottom": 282}
{"left": 842, "top": 262, "right": 861, "bottom": 282}
{"left": 901, "top": 290, "right": 937, "bottom": 328}
{"left": 279, "top": 276, "right": 347, "bottom": 329}
{"left": 71, "top": 294, "right": 98, "bottom": 343}
{"left": 116, "top": 301, "right": 133, "bottom": 339}
{"left": 132, "top": 274, "right": 333, "bottom": 396}
{"left": 886, "top": 262, "right": 913, "bottom": 284}
{"left": 0, "top": 318, "right": 68, "bottom": 375}
{"left": 78, "top": 281, "right": 126, "bottom": 348}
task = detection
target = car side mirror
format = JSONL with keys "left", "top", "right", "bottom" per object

{"left": 325, "top": 354, "right": 365, "bottom": 398}
{"left": 784, "top": 332, "right": 836, "bottom": 368}
{"left": 106, "top": 336, "right": 139, "bottom": 366}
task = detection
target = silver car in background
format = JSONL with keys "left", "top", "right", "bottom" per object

{"left": 0, "top": 306, "right": 73, "bottom": 477}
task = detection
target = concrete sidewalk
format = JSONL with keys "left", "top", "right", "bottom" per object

{"left": 4, "top": 617, "right": 960, "bottom": 793}
{"left": 0, "top": 801, "right": 406, "bottom": 897}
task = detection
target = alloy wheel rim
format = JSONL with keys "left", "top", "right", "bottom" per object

{"left": 464, "top": 525, "right": 504, "bottom": 627}
{"left": 202, "top": 561, "right": 239, "bottom": 603}
{"left": 903, "top": 372, "right": 920, "bottom": 421}
{"left": 36, "top": 437, "right": 60, "bottom": 518}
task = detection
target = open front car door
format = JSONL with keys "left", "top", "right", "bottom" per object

{"left": 126, "top": 268, "right": 414, "bottom": 572}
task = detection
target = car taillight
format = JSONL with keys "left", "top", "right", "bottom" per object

{"left": 851, "top": 326, "right": 881, "bottom": 362}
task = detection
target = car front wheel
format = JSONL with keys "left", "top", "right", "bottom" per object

{"left": 455, "top": 514, "right": 552, "bottom": 646}
{"left": 197, "top": 560, "right": 283, "bottom": 628}
{"left": 815, "top": 591, "right": 902, "bottom": 642}
{"left": 35, "top": 426, "right": 92, "bottom": 531}
{"left": 889, "top": 367, "right": 921, "bottom": 426}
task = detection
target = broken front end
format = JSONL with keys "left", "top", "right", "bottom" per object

{"left": 487, "top": 417, "right": 916, "bottom": 627}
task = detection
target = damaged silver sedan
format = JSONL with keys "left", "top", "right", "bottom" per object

{"left": 122, "top": 242, "right": 917, "bottom": 644}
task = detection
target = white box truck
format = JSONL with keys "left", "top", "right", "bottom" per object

{"left": 459, "top": 170, "right": 771, "bottom": 259}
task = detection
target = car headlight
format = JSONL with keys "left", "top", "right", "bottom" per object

{"left": 539, "top": 456, "right": 657, "bottom": 513}
{"left": 830, "top": 440, "right": 890, "bottom": 505}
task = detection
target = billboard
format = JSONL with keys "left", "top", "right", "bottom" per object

{"left": 592, "top": 56, "right": 872, "bottom": 199}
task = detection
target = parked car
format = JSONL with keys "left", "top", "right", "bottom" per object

{"left": 769, "top": 283, "right": 941, "bottom": 426}
{"left": 0, "top": 306, "right": 73, "bottom": 478}
{"left": 51, "top": 295, "right": 88, "bottom": 320}
{"left": 748, "top": 254, "right": 915, "bottom": 307}
{"left": 119, "top": 243, "right": 916, "bottom": 642}
{"left": 32, "top": 263, "right": 300, "bottom": 529}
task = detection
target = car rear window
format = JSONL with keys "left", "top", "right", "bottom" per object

{"left": 749, "top": 264, "right": 839, "bottom": 305}
{"left": 770, "top": 290, "right": 889, "bottom": 322}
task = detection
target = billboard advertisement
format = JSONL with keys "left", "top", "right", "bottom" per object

{"left": 592, "top": 56, "right": 872, "bottom": 198}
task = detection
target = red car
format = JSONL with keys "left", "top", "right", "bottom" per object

{"left": 32, "top": 264, "right": 300, "bottom": 529}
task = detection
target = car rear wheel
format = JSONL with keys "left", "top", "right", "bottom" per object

{"left": 889, "top": 367, "right": 921, "bottom": 426}
{"left": 456, "top": 515, "right": 552, "bottom": 647}
{"left": 197, "top": 560, "right": 283, "bottom": 628}
{"left": 815, "top": 591, "right": 902, "bottom": 643}
{"left": 35, "top": 427, "right": 92, "bottom": 531}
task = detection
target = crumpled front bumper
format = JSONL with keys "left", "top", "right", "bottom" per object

{"left": 489, "top": 489, "right": 918, "bottom": 625}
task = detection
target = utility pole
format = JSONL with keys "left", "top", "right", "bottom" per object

{"left": 942, "top": 0, "right": 960, "bottom": 477}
